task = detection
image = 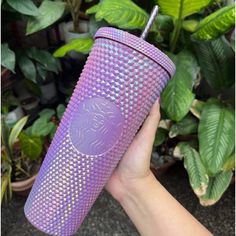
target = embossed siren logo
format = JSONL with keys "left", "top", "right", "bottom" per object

{"left": 69, "top": 97, "right": 125, "bottom": 155}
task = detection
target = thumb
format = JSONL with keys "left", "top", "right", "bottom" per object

{"left": 133, "top": 98, "right": 160, "bottom": 149}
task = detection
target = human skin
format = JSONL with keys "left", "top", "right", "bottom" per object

{"left": 105, "top": 99, "right": 212, "bottom": 236}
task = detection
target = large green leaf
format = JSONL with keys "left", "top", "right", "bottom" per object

{"left": 8, "top": 116, "right": 28, "bottom": 151}
{"left": 26, "top": 0, "right": 65, "bottom": 35}
{"left": 86, "top": 0, "right": 148, "bottom": 30}
{"left": 27, "top": 47, "right": 60, "bottom": 73}
{"left": 156, "top": 0, "right": 211, "bottom": 19}
{"left": 194, "top": 37, "right": 235, "bottom": 89}
{"left": 192, "top": 4, "right": 235, "bottom": 41}
{"left": 169, "top": 115, "right": 198, "bottom": 138}
{"left": 7, "top": 0, "right": 39, "bottom": 16}
{"left": 161, "top": 50, "right": 198, "bottom": 121}
{"left": 199, "top": 99, "right": 235, "bottom": 176}
{"left": 19, "top": 132, "right": 42, "bottom": 160}
{"left": 17, "top": 53, "right": 36, "bottom": 83}
{"left": 1, "top": 43, "right": 15, "bottom": 72}
{"left": 180, "top": 143, "right": 209, "bottom": 197}
{"left": 199, "top": 171, "right": 233, "bottom": 206}
{"left": 53, "top": 38, "right": 94, "bottom": 57}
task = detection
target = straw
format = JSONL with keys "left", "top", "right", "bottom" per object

{"left": 140, "top": 5, "right": 159, "bottom": 40}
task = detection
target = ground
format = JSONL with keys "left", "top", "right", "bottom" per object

{"left": 2, "top": 162, "right": 235, "bottom": 236}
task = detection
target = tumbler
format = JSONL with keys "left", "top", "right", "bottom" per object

{"left": 24, "top": 7, "right": 175, "bottom": 236}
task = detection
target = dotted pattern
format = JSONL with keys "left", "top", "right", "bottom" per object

{"left": 95, "top": 27, "right": 176, "bottom": 77}
{"left": 24, "top": 30, "right": 175, "bottom": 236}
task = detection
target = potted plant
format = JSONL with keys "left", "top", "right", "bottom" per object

{"left": 1, "top": 103, "right": 65, "bottom": 202}
{"left": 59, "top": 0, "right": 92, "bottom": 59}
{"left": 15, "top": 47, "right": 61, "bottom": 105}
{"left": 1, "top": 116, "right": 43, "bottom": 201}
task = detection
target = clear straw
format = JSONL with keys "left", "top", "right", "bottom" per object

{"left": 140, "top": 5, "right": 159, "bottom": 40}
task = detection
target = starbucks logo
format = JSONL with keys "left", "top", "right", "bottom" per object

{"left": 69, "top": 97, "right": 124, "bottom": 155}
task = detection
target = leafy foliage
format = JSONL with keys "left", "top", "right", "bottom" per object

{"left": 1, "top": 0, "right": 235, "bottom": 207}
{"left": 26, "top": 0, "right": 66, "bottom": 35}
{"left": 169, "top": 115, "right": 198, "bottom": 138}
{"left": 199, "top": 171, "right": 233, "bottom": 206}
{"left": 194, "top": 37, "right": 235, "bottom": 89}
{"left": 87, "top": 0, "right": 148, "bottom": 30}
{"left": 1, "top": 43, "right": 15, "bottom": 72}
{"left": 53, "top": 38, "right": 94, "bottom": 57}
{"left": 192, "top": 4, "right": 235, "bottom": 41}
{"left": 19, "top": 133, "right": 42, "bottom": 160}
{"left": 180, "top": 143, "right": 209, "bottom": 197}
{"left": 222, "top": 153, "right": 235, "bottom": 171}
{"left": 15, "top": 47, "right": 61, "bottom": 83}
{"left": 182, "top": 20, "right": 199, "bottom": 32}
{"left": 8, "top": 116, "right": 28, "bottom": 152}
{"left": 190, "top": 99, "right": 205, "bottom": 119}
{"left": 6, "top": 0, "right": 39, "bottom": 16}
{"left": 17, "top": 53, "right": 37, "bottom": 83}
{"left": 154, "top": 128, "right": 168, "bottom": 147}
{"left": 156, "top": 0, "right": 212, "bottom": 19}
{"left": 31, "top": 117, "right": 55, "bottom": 137}
{"left": 161, "top": 50, "right": 198, "bottom": 121}
{"left": 199, "top": 99, "right": 235, "bottom": 176}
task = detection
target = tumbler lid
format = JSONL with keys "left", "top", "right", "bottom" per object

{"left": 95, "top": 27, "right": 176, "bottom": 77}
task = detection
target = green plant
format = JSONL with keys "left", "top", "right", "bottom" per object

{"left": 1, "top": 104, "right": 65, "bottom": 203}
{"left": 1, "top": 116, "right": 43, "bottom": 203}
{"left": 2, "top": 0, "right": 66, "bottom": 35}
{"left": 1, "top": 43, "right": 15, "bottom": 72}
{"left": 80, "top": 0, "right": 234, "bottom": 206}
{"left": 25, "top": 104, "right": 65, "bottom": 142}
{"left": 16, "top": 47, "right": 61, "bottom": 85}
{"left": 1, "top": 45, "right": 61, "bottom": 94}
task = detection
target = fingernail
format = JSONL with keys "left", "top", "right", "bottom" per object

{"left": 156, "top": 97, "right": 161, "bottom": 103}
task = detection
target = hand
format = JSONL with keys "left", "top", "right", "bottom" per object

{"left": 105, "top": 99, "right": 160, "bottom": 202}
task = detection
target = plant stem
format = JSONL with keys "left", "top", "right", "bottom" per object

{"left": 170, "top": 18, "right": 182, "bottom": 53}
{"left": 69, "top": 0, "right": 82, "bottom": 33}
{"left": 16, "top": 164, "right": 31, "bottom": 178}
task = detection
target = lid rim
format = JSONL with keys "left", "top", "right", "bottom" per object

{"left": 95, "top": 27, "right": 176, "bottom": 77}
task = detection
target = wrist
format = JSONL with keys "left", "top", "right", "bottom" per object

{"left": 118, "top": 171, "right": 159, "bottom": 206}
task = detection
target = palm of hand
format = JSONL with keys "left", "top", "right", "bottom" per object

{"left": 105, "top": 100, "right": 160, "bottom": 201}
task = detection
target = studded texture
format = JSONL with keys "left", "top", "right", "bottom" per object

{"left": 24, "top": 27, "right": 175, "bottom": 236}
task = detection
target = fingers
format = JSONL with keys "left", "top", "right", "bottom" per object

{"left": 134, "top": 99, "right": 160, "bottom": 147}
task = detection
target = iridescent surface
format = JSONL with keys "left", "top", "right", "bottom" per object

{"left": 69, "top": 97, "right": 124, "bottom": 155}
{"left": 24, "top": 27, "right": 175, "bottom": 236}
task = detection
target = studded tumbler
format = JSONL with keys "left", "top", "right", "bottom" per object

{"left": 24, "top": 27, "right": 175, "bottom": 235}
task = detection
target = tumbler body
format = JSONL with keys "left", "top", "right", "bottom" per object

{"left": 24, "top": 27, "right": 175, "bottom": 236}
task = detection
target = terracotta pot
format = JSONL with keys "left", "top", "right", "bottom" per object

{"left": 11, "top": 174, "right": 37, "bottom": 196}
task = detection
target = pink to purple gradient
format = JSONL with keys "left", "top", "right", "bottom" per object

{"left": 24, "top": 27, "right": 175, "bottom": 236}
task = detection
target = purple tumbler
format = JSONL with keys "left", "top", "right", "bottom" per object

{"left": 24, "top": 6, "right": 175, "bottom": 236}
